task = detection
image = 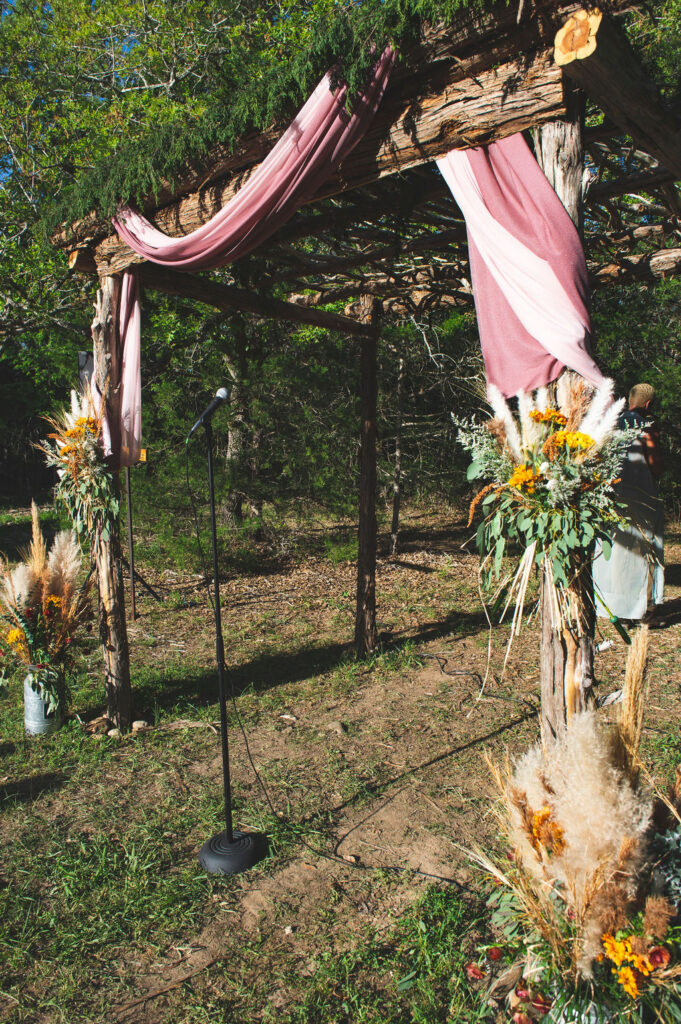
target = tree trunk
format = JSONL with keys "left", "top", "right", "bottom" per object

{"left": 355, "top": 296, "right": 381, "bottom": 657}
{"left": 540, "top": 554, "right": 595, "bottom": 742}
{"left": 390, "top": 356, "right": 405, "bottom": 557}
{"left": 91, "top": 276, "right": 132, "bottom": 730}
{"left": 534, "top": 82, "right": 584, "bottom": 229}
{"left": 535, "top": 96, "right": 595, "bottom": 742}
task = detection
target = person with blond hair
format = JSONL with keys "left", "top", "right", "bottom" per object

{"left": 593, "top": 382, "right": 664, "bottom": 624}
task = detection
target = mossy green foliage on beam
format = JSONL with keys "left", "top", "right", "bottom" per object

{"left": 19, "top": 0, "right": 485, "bottom": 235}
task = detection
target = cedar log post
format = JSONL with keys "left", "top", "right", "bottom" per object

{"left": 91, "top": 275, "right": 133, "bottom": 729}
{"left": 536, "top": 90, "right": 595, "bottom": 742}
{"left": 355, "top": 296, "right": 382, "bottom": 657}
{"left": 555, "top": 9, "right": 681, "bottom": 181}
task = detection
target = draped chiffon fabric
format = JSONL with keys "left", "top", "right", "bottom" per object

{"left": 113, "top": 48, "right": 394, "bottom": 271}
{"left": 437, "top": 133, "right": 604, "bottom": 398}
{"left": 104, "top": 70, "right": 604, "bottom": 466}
{"left": 106, "top": 48, "right": 395, "bottom": 465}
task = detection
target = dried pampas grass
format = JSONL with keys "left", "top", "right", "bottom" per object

{"left": 612, "top": 626, "right": 650, "bottom": 780}
{"left": 46, "top": 531, "right": 81, "bottom": 600}
{"left": 28, "top": 501, "right": 47, "bottom": 579}
{"left": 488, "top": 711, "right": 653, "bottom": 976}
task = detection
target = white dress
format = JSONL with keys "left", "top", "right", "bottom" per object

{"left": 593, "top": 412, "right": 664, "bottom": 621}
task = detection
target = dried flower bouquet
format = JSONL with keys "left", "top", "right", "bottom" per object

{"left": 465, "top": 631, "right": 681, "bottom": 1022}
{"left": 39, "top": 386, "right": 119, "bottom": 544}
{"left": 0, "top": 503, "right": 92, "bottom": 713}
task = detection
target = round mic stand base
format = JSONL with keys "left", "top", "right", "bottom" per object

{"left": 198, "top": 830, "right": 268, "bottom": 876}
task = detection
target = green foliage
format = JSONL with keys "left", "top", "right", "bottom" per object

{"left": 592, "top": 277, "right": 681, "bottom": 508}
{"left": 20, "top": 0, "right": 487, "bottom": 229}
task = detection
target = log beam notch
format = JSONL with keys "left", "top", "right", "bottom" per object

{"left": 355, "top": 295, "right": 382, "bottom": 658}
{"left": 555, "top": 9, "right": 681, "bottom": 180}
{"left": 69, "top": 50, "right": 567, "bottom": 277}
{"left": 91, "top": 275, "right": 133, "bottom": 730}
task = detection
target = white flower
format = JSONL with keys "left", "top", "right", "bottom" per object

{"left": 540, "top": 461, "right": 549, "bottom": 474}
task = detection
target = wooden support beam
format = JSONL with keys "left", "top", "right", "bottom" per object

{"left": 555, "top": 9, "right": 681, "bottom": 180}
{"left": 587, "top": 167, "right": 677, "bottom": 204}
{"left": 266, "top": 226, "right": 467, "bottom": 285}
{"left": 135, "top": 265, "right": 373, "bottom": 338}
{"left": 589, "top": 246, "right": 681, "bottom": 287}
{"left": 355, "top": 296, "right": 381, "bottom": 658}
{"left": 91, "top": 276, "right": 133, "bottom": 731}
{"left": 69, "top": 51, "right": 566, "bottom": 276}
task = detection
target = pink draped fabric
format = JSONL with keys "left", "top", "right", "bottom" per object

{"left": 437, "top": 133, "right": 604, "bottom": 397}
{"left": 93, "top": 272, "right": 142, "bottom": 468}
{"left": 113, "top": 49, "right": 394, "bottom": 269}
{"left": 105, "top": 50, "right": 394, "bottom": 465}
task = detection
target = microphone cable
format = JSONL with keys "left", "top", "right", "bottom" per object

{"left": 184, "top": 441, "right": 475, "bottom": 890}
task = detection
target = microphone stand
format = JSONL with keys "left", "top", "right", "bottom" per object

{"left": 197, "top": 419, "right": 267, "bottom": 875}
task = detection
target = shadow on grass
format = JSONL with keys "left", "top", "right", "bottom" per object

{"left": 111, "top": 608, "right": 490, "bottom": 720}
{"left": 0, "top": 771, "right": 69, "bottom": 805}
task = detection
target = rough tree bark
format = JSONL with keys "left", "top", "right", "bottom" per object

{"left": 355, "top": 296, "right": 382, "bottom": 657}
{"left": 91, "top": 276, "right": 133, "bottom": 730}
{"left": 535, "top": 91, "right": 595, "bottom": 742}
{"left": 390, "top": 356, "right": 405, "bottom": 557}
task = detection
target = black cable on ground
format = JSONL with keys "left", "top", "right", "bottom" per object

{"left": 184, "top": 452, "right": 486, "bottom": 890}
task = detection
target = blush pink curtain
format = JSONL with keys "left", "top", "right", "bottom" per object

{"left": 437, "top": 133, "right": 604, "bottom": 398}
{"left": 93, "top": 271, "right": 142, "bottom": 468}
{"left": 106, "top": 48, "right": 394, "bottom": 465}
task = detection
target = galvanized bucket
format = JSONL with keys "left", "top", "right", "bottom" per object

{"left": 23, "top": 673, "right": 60, "bottom": 736}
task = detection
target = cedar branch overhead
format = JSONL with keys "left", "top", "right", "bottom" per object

{"left": 52, "top": 0, "right": 681, "bottom": 332}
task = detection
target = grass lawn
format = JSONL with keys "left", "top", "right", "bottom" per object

{"left": 1, "top": 503, "right": 680, "bottom": 1023}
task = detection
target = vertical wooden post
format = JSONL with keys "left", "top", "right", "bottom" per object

{"left": 534, "top": 83, "right": 584, "bottom": 231}
{"left": 124, "top": 466, "right": 137, "bottom": 621}
{"left": 390, "top": 356, "right": 405, "bottom": 557}
{"left": 92, "top": 275, "right": 133, "bottom": 730}
{"left": 355, "top": 296, "right": 381, "bottom": 657}
{"left": 536, "top": 85, "right": 595, "bottom": 741}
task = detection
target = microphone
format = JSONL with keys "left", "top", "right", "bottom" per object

{"left": 186, "top": 387, "right": 230, "bottom": 442}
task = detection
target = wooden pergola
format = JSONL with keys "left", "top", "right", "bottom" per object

{"left": 52, "top": 0, "right": 681, "bottom": 731}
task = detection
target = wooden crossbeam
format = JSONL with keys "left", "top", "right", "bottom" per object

{"left": 67, "top": 50, "right": 566, "bottom": 277}
{"left": 555, "top": 9, "right": 681, "bottom": 180}
{"left": 135, "top": 265, "right": 373, "bottom": 338}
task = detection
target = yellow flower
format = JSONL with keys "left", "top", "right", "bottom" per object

{"left": 602, "top": 933, "right": 632, "bottom": 967}
{"left": 553, "top": 430, "right": 595, "bottom": 451}
{"left": 615, "top": 965, "right": 639, "bottom": 999}
{"left": 529, "top": 408, "right": 567, "bottom": 426}
{"left": 46, "top": 594, "right": 62, "bottom": 609}
{"left": 530, "top": 805, "right": 565, "bottom": 854}
{"left": 631, "top": 953, "right": 653, "bottom": 976}
{"left": 7, "top": 628, "right": 25, "bottom": 647}
{"left": 508, "top": 463, "right": 540, "bottom": 494}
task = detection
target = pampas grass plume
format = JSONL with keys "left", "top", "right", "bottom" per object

{"left": 6, "top": 563, "right": 38, "bottom": 609}
{"left": 577, "top": 379, "right": 624, "bottom": 448}
{"left": 488, "top": 384, "right": 522, "bottom": 461}
{"left": 46, "top": 531, "right": 81, "bottom": 599}
{"left": 28, "top": 501, "right": 47, "bottom": 579}
{"left": 495, "top": 712, "right": 652, "bottom": 973}
{"left": 517, "top": 390, "right": 542, "bottom": 449}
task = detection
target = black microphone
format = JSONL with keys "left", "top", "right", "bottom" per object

{"left": 186, "top": 387, "right": 230, "bottom": 442}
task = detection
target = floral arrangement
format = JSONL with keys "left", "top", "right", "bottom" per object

{"left": 39, "top": 386, "right": 119, "bottom": 544}
{"left": 456, "top": 374, "right": 637, "bottom": 597}
{"left": 464, "top": 631, "right": 681, "bottom": 1022}
{"left": 0, "top": 503, "right": 92, "bottom": 713}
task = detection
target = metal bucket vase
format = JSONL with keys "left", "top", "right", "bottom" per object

{"left": 23, "top": 670, "right": 61, "bottom": 736}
